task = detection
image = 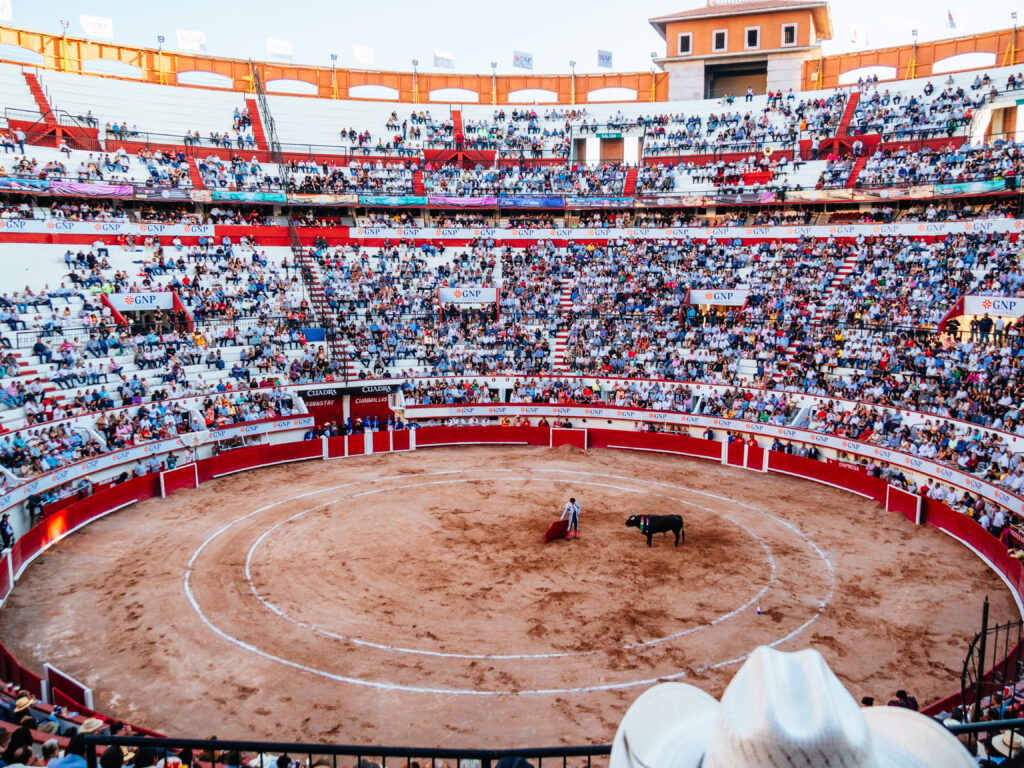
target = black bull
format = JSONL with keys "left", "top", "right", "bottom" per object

{"left": 625, "top": 514, "right": 685, "bottom": 547}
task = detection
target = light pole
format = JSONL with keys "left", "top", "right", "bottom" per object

{"left": 569, "top": 59, "right": 576, "bottom": 106}
{"left": 650, "top": 51, "right": 657, "bottom": 102}
{"left": 59, "top": 19, "right": 69, "bottom": 72}
{"left": 330, "top": 53, "right": 338, "bottom": 99}
{"left": 490, "top": 61, "right": 497, "bottom": 106}
{"left": 412, "top": 58, "right": 419, "bottom": 104}
{"left": 908, "top": 28, "right": 918, "bottom": 80}
{"left": 1012, "top": 12, "right": 1018, "bottom": 67}
{"left": 156, "top": 35, "right": 165, "bottom": 85}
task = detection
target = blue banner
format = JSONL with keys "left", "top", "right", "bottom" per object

{"left": 0, "top": 178, "right": 49, "bottom": 191}
{"left": 359, "top": 195, "right": 428, "bottom": 206}
{"left": 210, "top": 190, "right": 286, "bottom": 203}
{"left": 933, "top": 179, "right": 1006, "bottom": 196}
{"left": 564, "top": 197, "right": 635, "bottom": 209}
{"left": 497, "top": 196, "right": 565, "bottom": 209}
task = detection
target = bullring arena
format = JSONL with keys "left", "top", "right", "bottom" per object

{"left": 0, "top": 444, "right": 1015, "bottom": 746}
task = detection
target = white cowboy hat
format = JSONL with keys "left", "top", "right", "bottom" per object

{"left": 610, "top": 646, "right": 974, "bottom": 768}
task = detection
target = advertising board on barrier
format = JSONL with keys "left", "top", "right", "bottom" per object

{"left": 50, "top": 182, "right": 134, "bottom": 198}
{"left": 689, "top": 288, "right": 750, "bottom": 306}
{"left": 963, "top": 295, "right": 1024, "bottom": 318}
{"left": 0, "top": 416, "right": 314, "bottom": 513}
{"left": 428, "top": 196, "right": 498, "bottom": 207}
{"left": 107, "top": 292, "right": 175, "bottom": 311}
{"left": 407, "top": 403, "right": 1024, "bottom": 516}
{"left": 497, "top": 196, "right": 565, "bottom": 209}
{"left": 340, "top": 219, "right": 1023, "bottom": 241}
{"left": 358, "top": 195, "right": 428, "bottom": 206}
{"left": 564, "top": 197, "right": 634, "bottom": 209}
{"left": 132, "top": 187, "right": 199, "bottom": 202}
{"left": 298, "top": 384, "right": 401, "bottom": 402}
{"left": 286, "top": 193, "right": 360, "bottom": 206}
{"left": 0, "top": 220, "right": 216, "bottom": 237}
{"left": 438, "top": 286, "right": 498, "bottom": 303}
{"left": 211, "top": 190, "right": 286, "bottom": 204}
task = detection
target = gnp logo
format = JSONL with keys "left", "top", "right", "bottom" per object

{"left": 47, "top": 221, "right": 75, "bottom": 231}
{"left": 783, "top": 429, "right": 797, "bottom": 438}
{"left": 122, "top": 295, "right": 161, "bottom": 307}
{"left": 981, "top": 298, "right": 1022, "bottom": 313}
{"left": 703, "top": 291, "right": 737, "bottom": 301}
{"left": 139, "top": 224, "right": 167, "bottom": 233}
{"left": 522, "top": 406, "right": 540, "bottom": 414}
{"left": 937, "top": 467, "right": 954, "bottom": 479}
{"left": 556, "top": 407, "right": 572, "bottom": 415}
{"left": 907, "top": 457, "right": 924, "bottom": 469}
{"left": 438, "top": 228, "right": 461, "bottom": 237}
{"left": 243, "top": 424, "right": 261, "bottom": 434}
{"left": 0, "top": 219, "right": 26, "bottom": 230}
{"left": 650, "top": 412, "right": 669, "bottom": 421}
{"left": 452, "top": 289, "right": 484, "bottom": 300}
{"left": 455, "top": 407, "right": 474, "bottom": 414}
{"left": 116, "top": 451, "right": 131, "bottom": 461}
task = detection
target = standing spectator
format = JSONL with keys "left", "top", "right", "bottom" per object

{"left": 0, "top": 512, "right": 13, "bottom": 549}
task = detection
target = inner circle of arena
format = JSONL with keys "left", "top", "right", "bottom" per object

{"left": 1, "top": 446, "right": 1014, "bottom": 747}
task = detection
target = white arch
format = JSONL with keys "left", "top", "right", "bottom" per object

{"left": 81, "top": 59, "right": 142, "bottom": 79}
{"left": 838, "top": 65, "right": 897, "bottom": 86}
{"left": 587, "top": 87, "right": 637, "bottom": 102}
{"left": 932, "top": 52, "right": 997, "bottom": 75}
{"left": 507, "top": 88, "right": 558, "bottom": 103}
{"left": 0, "top": 45, "right": 43, "bottom": 65}
{"left": 265, "top": 78, "right": 317, "bottom": 95}
{"left": 177, "top": 70, "right": 233, "bottom": 89}
{"left": 429, "top": 87, "right": 479, "bottom": 103}
{"left": 349, "top": 84, "right": 399, "bottom": 100}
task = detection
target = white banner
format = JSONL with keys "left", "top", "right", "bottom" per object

{"left": 409, "top": 404, "right": 1024, "bottom": 516}
{"left": 690, "top": 288, "right": 749, "bottom": 306}
{"left": 513, "top": 50, "right": 534, "bottom": 70}
{"left": 352, "top": 44, "right": 374, "bottom": 66}
{"left": 175, "top": 29, "right": 207, "bottom": 51}
{"left": 350, "top": 219, "right": 1024, "bottom": 242}
{"left": 964, "top": 295, "right": 1024, "bottom": 318}
{"left": 79, "top": 14, "right": 113, "bottom": 39}
{"left": 0, "top": 220, "right": 215, "bottom": 237}
{"left": 0, "top": 0, "right": 12, "bottom": 22}
{"left": 597, "top": 50, "right": 613, "bottom": 68}
{"left": 266, "top": 37, "right": 293, "bottom": 58}
{"left": 108, "top": 292, "right": 175, "bottom": 312}
{"left": 433, "top": 50, "right": 456, "bottom": 69}
{"left": 438, "top": 286, "right": 498, "bottom": 304}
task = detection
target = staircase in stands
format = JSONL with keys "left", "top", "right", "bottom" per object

{"left": 813, "top": 249, "right": 864, "bottom": 321}
{"left": 412, "top": 169, "right": 425, "bottom": 196}
{"left": 844, "top": 156, "right": 868, "bottom": 188}
{"left": 623, "top": 167, "right": 638, "bottom": 196}
{"left": 245, "top": 97, "right": 270, "bottom": 154}
{"left": 836, "top": 91, "right": 861, "bottom": 137}
{"left": 186, "top": 158, "right": 206, "bottom": 189}
{"left": 551, "top": 279, "right": 575, "bottom": 370}
{"left": 22, "top": 72, "right": 51, "bottom": 116}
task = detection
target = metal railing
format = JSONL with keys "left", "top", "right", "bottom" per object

{"left": 83, "top": 736, "right": 611, "bottom": 768}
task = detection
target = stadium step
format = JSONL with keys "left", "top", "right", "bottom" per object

{"left": 246, "top": 97, "right": 270, "bottom": 153}
{"left": 412, "top": 169, "right": 425, "bottom": 196}
{"left": 186, "top": 157, "right": 206, "bottom": 189}
{"left": 623, "top": 167, "right": 638, "bottom": 196}
{"left": 844, "top": 155, "right": 867, "bottom": 188}
{"left": 551, "top": 329, "right": 571, "bottom": 371}
{"left": 559, "top": 278, "right": 573, "bottom": 309}
{"left": 452, "top": 109, "right": 463, "bottom": 136}
{"left": 837, "top": 90, "right": 861, "bottom": 137}
{"left": 22, "top": 71, "right": 52, "bottom": 118}
{"left": 813, "top": 251, "right": 864, "bottom": 320}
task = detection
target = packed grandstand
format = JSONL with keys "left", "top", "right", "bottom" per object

{"left": 2, "top": 0, "right": 1024, "bottom": 763}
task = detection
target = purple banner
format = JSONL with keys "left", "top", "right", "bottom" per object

{"left": 428, "top": 195, "right": 498, "bottom": 207}
{"left": 50, "top": 181, "right": 134, "bottom": 198}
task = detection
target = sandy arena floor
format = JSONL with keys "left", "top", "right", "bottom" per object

{"left": 0, "top": 445, "right": 1018, "bottom": 748}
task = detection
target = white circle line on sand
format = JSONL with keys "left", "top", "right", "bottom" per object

{"left": 181, "top": 466, "right": 835, "bottom": 693}
{"left": 242, "top": 475, "right": 779, "bottom": 660}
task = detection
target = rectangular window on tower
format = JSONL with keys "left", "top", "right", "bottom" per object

{"left": 782, "top": 23, "right": 798, "bottom": 46}
{"left": 745, "top": 27, "right": 760, "bottom": 49}
{"left": 678, "top": 33, "right": 692, "bottom": 55}
{"left": 713, "top": 29, "right": 728, "bottom": 52}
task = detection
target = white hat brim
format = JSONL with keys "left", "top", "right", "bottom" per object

{"left": 610, "top": 683, "right": 719, "bottom": 768}
{"left": 862, "top": 707, "right": 975, "bottom": 768}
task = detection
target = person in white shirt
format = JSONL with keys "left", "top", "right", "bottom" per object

{"left": 561, "top": 497, "right": 581, "bottom": 540}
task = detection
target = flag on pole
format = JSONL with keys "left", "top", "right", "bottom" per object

{"left": 176, "top": 29, "right": 206, "bottom": 51}
{"left": 79, "top": 14, "right": 113, "bottom": 39}
{"left": 433, "top": 49, "right": 455, "bottom": 69}
{"left": 266, "top": 37, "right": 293, "bottom": 59}
{"left": 597, "top": 50, "right": 613, "bottom": 68}
{"left": 352, "top": 44, "right": 374, "bottom": 66}
{"left": 513, "top": 50, "right": 534, "bottom": 70}
{"left": 947, "top": 9, "right": 956, "bottom": 29}
{"left": 0, "top": 1, "right": 12, "bottom": 22}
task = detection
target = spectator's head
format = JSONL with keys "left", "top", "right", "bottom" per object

{"left": 100, "top": 746, "right": 125, "bottom": 768}
{"left": 610, "top": 646, "right": 973, "bottom": 768}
